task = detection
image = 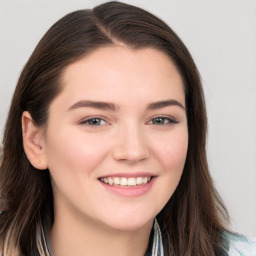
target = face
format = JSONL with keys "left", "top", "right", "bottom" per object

{"left": 42, "top": 46, "right": 188, "bottom": 231}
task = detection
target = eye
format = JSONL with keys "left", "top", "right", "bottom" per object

{"left": 148, "top": 116, "right": 178, "bottom": 125}
{"left": 79, "top": 117, "right": 109, "bottom": 126}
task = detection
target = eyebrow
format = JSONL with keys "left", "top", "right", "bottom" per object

{"left": 67, "top": 99, "right": 185, "bottom": 112}
{"left": 67, "top": 100, "right": 118, "bottom": 112}
{"left": 146, "top": 99, "right": 185, "bottom": 111}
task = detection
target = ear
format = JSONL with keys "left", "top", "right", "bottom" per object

{"left": 22, "top": 111, "right": 48, "bottom": 170}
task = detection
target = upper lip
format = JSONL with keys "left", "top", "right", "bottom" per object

{"left": 98, "top": 172, "right": 156, "bottom": 178}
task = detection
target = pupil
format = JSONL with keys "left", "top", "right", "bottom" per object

{"left": 90, "top": 118, "right": 100, "bottom": 125}
{"left": 154, "top": 117, "right": 163, "bottom": 124}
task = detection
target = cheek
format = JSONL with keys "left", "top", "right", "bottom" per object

{"left": 147, "top": 130, "right": 188, "bottom": 212}
{"left": 45, "top": 127, "right": 110, "bottom": 177}
{"left": 154, "top": 131, "right": 188, "bottom": 172}
{"left": 153, "top": 129, "right": 188, "bottom": 188}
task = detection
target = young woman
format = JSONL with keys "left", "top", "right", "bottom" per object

{"left": 0, "top": 1, "right": 255, "bottom": 255}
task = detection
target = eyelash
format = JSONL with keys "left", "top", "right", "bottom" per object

{"left": 78, "top": 116, "right": 178, "bottom": 127}
{"left": 148, "top": 116, "right": 178, "bottom": 125}
{"left": 78, "top": 117, "right": 109, "bottom": 126}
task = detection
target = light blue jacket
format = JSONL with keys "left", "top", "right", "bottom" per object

{"left": 227, "top": 235, "right": 256, "bottom": 255}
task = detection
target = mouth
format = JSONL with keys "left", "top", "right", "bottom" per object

{"left": 98, "top": 174, "right": 156, "bottom": 197}
{"left": 98, "top": 176, "right": 154, "bottom": 187}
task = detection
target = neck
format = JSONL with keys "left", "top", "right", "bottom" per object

{"left": 50, "top": 207, "right": 153, "bottom": 256}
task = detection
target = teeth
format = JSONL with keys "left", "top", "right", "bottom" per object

{"left": 100, "top": 176, "right": 152, "bottom": 186}
{"left": 127, "top": 178, "right": 136, "bottom": 186}
{"left": 108, "top": 177, "right": 114, "bottom": 185}
{"left": 136, "top": 177, "right": 143, "bottom": 185}
{"left": 113, "top": 177, "right": 120, "bottom": 185}
{"left": 120, "top": 177, "right": 128, "bottom": 186}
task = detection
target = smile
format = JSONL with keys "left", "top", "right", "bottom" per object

{"left": 99, "top": 176, "right": 152, "bottom": 187}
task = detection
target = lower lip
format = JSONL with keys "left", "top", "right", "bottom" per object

{"left": 99, "top": 177, "right": 156, "bottom": 197}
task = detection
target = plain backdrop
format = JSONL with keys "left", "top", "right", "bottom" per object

{"left": 0, "top": 0, "right": 255, "bottom": 237}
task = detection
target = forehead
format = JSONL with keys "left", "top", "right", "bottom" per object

{"left": 58, "top": 46, "right": 185, "bottom": 106}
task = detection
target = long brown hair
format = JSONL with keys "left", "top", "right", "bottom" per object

{"left": 0, "top": 1, "right": 230, "bottom": 255}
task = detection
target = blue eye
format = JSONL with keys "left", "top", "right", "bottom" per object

{"left": 150, "top": 117, "right": 178, "bottom": 125}
{"left": 80, "top": 118, "right": 108, "bottom": 126}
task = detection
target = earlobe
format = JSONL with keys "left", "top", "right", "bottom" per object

{"left": 22, "top": 111, "right": 48, "bottom": 170}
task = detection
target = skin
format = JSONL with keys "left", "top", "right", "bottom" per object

{"left": 22, "top": 46, "right": 188, "bottom": 256}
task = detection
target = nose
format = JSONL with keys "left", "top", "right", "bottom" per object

{"left": 112, "top": 125, "right": 149, "bottom": 163}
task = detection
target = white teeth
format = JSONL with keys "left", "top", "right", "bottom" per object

{"left": 142, "top": 177, "right": 148, "bottom": 184}
{"left": 108, "top": 177, "right": 114, "bottom": 185}
{"left": 113, "top": 177, "right": 120, "bottom": 185}
{"left": 100, "top": 176, "right": 152, "bottom": 186}
{"left": 120, "top": 177, "right": 128, "bottom": 186}
{"left": 127, "top": 178, "right": 136, "bottom": 186}
{"left": 136, "top": 177, "right": 143, "bottom": 185}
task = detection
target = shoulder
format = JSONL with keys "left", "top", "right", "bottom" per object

{"left": 227, "top": 233, "right": 256, "bottom": 256}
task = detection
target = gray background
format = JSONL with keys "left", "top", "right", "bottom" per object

{"left": 0, "top": 0, "right": 255, "bottom": 237}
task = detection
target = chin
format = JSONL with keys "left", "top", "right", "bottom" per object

{"left": 100, "top": 212, "right": 155, "bottom": 232}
